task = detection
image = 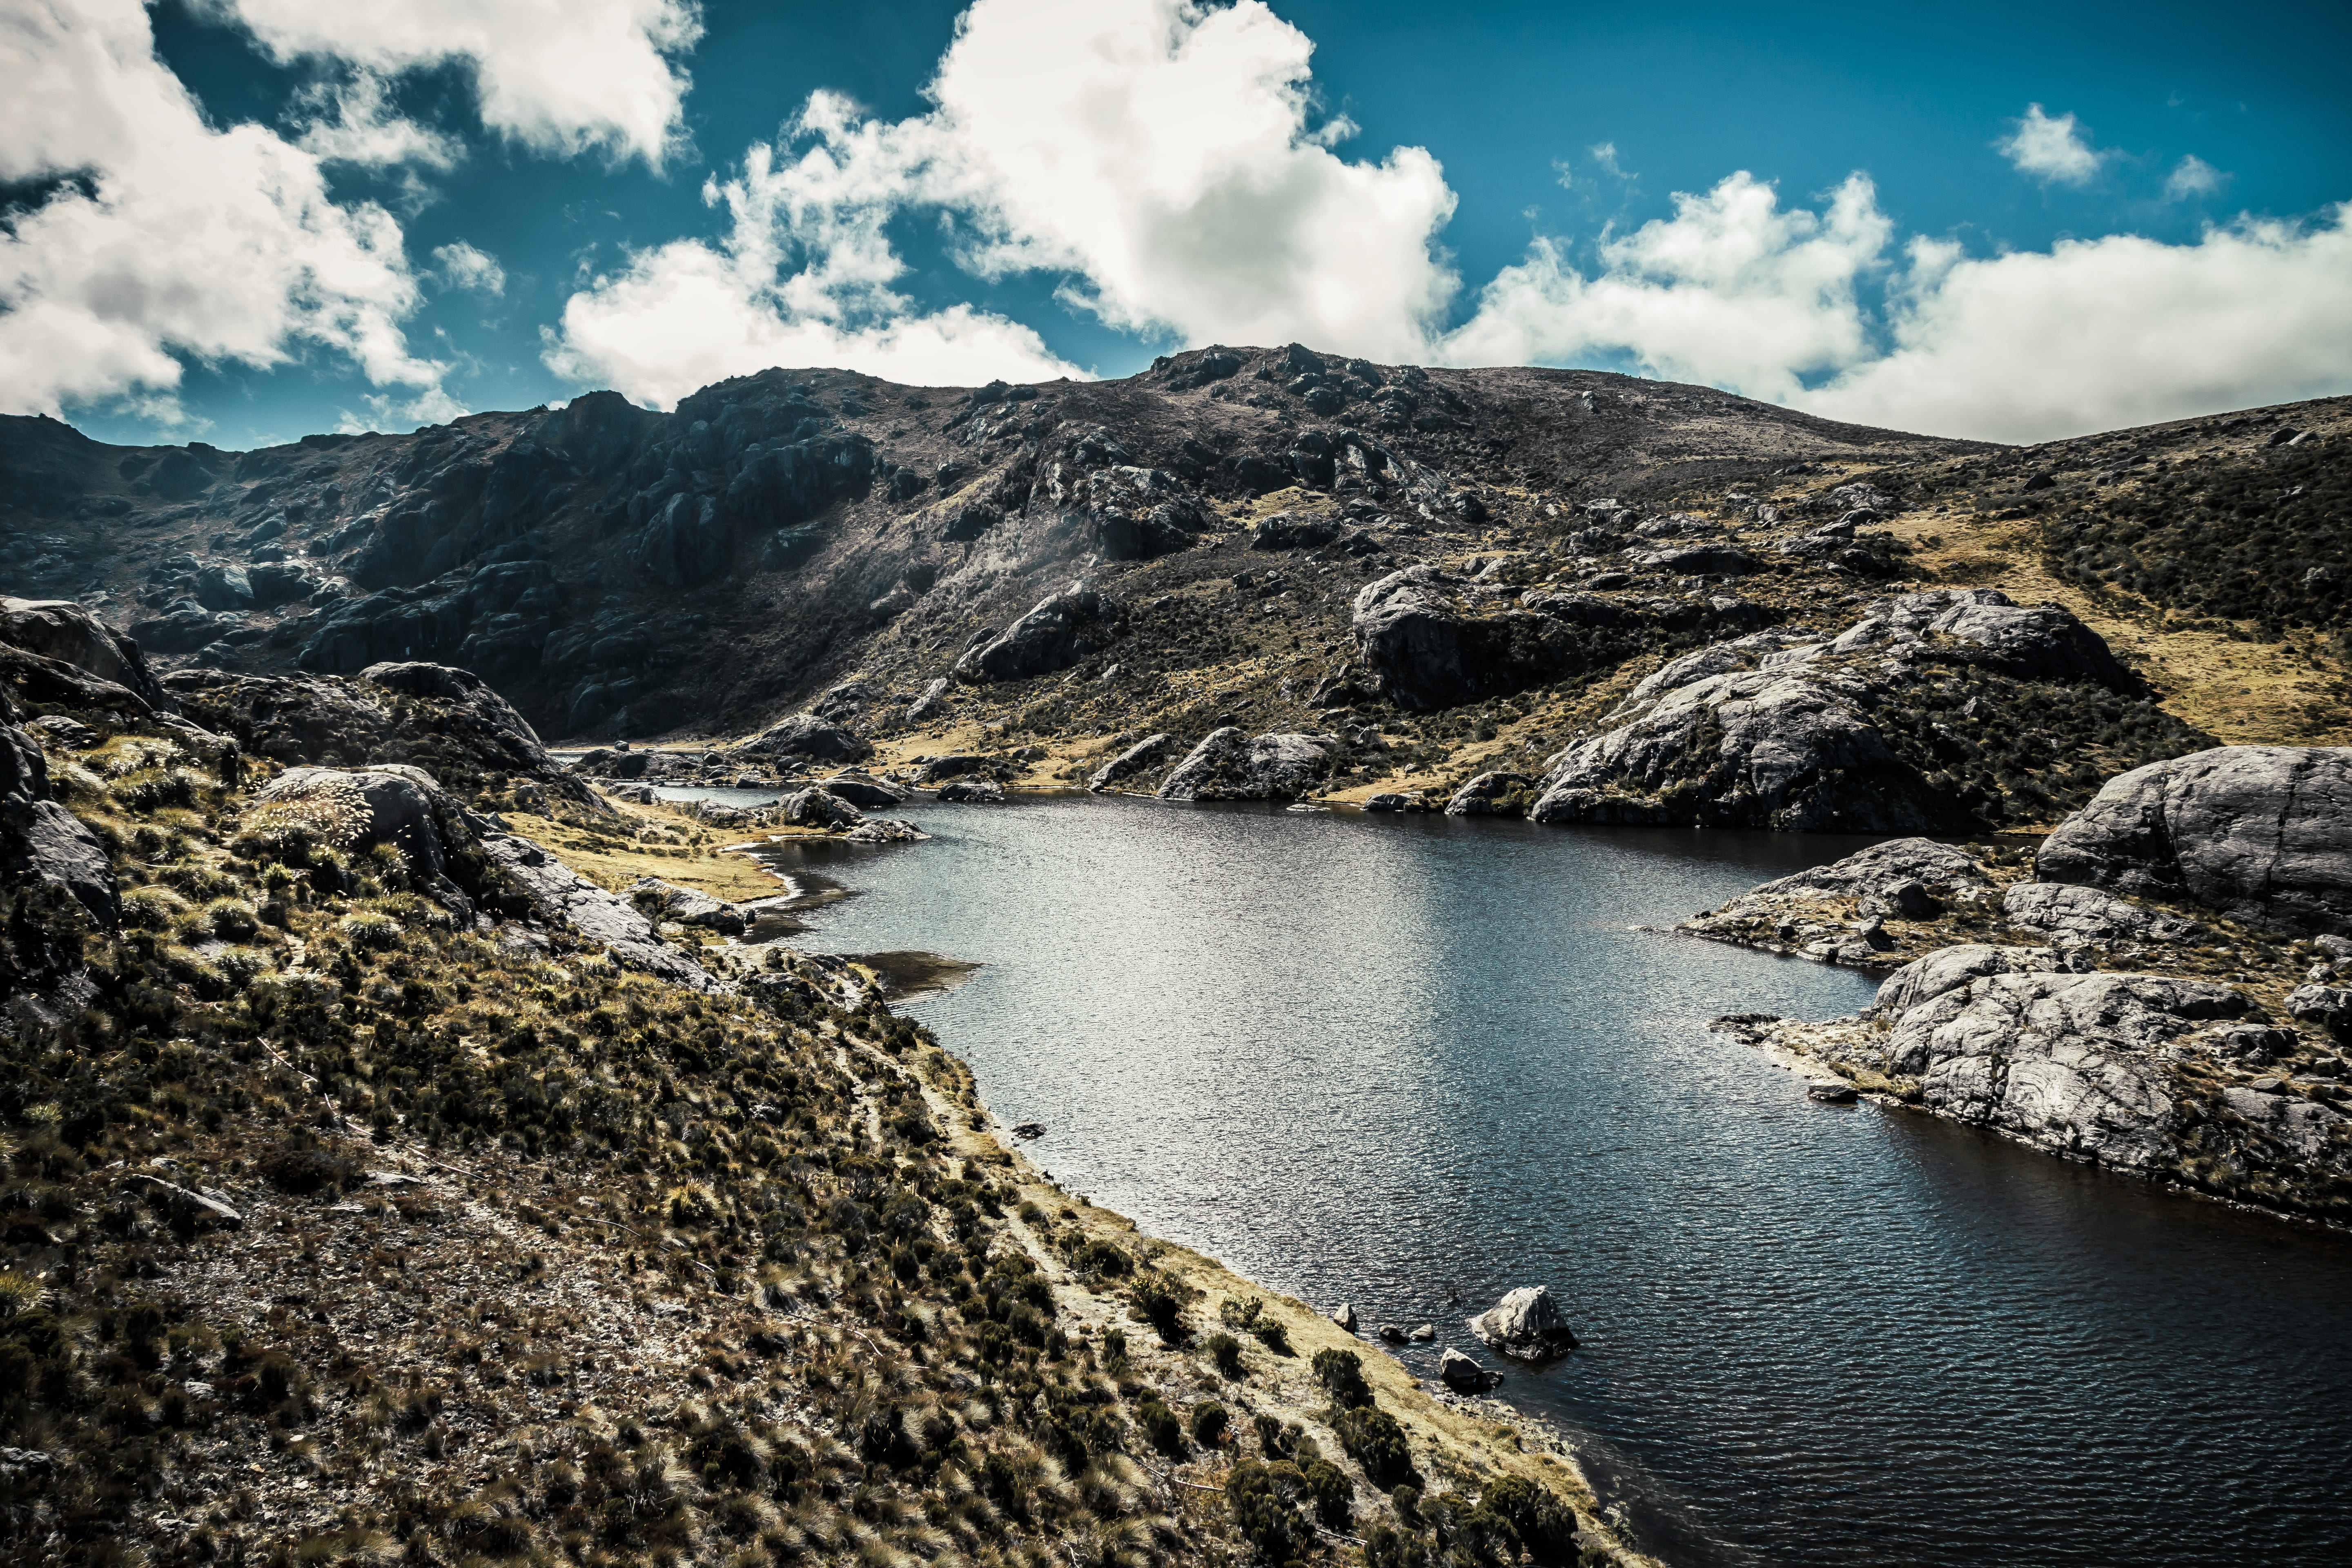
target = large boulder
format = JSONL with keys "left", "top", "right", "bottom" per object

{"left": 1749, "top": 837, "right": 1990, "bottom": 911}
{"left": 1350, "top": 566, "right": 1590, "bottom": 711}
{"left": 1, "top": 596, "right": 172, "bottom": 711}
{"left": 779, "top": 786, "right": 864, "bottom": 829}
{"left": 1445, "top": 771, "right": 1535, "bottom": 816}
{"left": 2033, "top": 746, "right": 2352, "bottom": 936}
{"left": 1157, "top": 728, "right": 1340, "bottom": 802}
{"left": 1530, "top": 662, "right": 1953, "bottom": 831}
{"left": 1, "top": 717, "right": 117, "bottom": 927}
{"left": 815, "top": 773, "right": 906, "bottom": 808}
{"left": 1088, "top": 732, "right": 1174, "bottom": 792}
{"left": 167, "top": 665, "right": 603, "bottom": 810}
{"left": 1466, "top": 1286, "right": 1578, "bottom": 1361}
{"left": 245, "top": 764, "right": 480, "bottom": 918}
{"left": 629, "top": 877, "right": 748, "bottom": 935}
{"left": 2000, "top": 882, "right": 2209, "bottom": 947}
{"left": 359, "top": 662, "right": 557, "bottom": 774}
{"left": 742, "top": 713, "right": 873, "bottom": 763}
{"left": 956, "top": 587, "right": 1118, "bottom": 684}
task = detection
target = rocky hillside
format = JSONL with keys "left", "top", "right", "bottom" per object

{"left": 0, "top": 347, "right": 1983, "bottom": 746}
{"left": 4, "top": 352, "right": 2345, "bottom": 840}
{"left": 0, "top": 604, "right": 1645, "bottom": 1568}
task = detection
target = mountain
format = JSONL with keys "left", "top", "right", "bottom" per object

{"left": 2, "top": 349, "right": 2345, "bottom": 834}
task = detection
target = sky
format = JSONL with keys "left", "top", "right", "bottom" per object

{"left": 4, "top": 0, "right": 2350, "bottom": 451}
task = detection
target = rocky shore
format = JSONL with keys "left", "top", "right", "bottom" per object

{"left": 0, "top": 600, "right": 1648, "bottom": 1568}
{"left": 1688, "top": 746, "right": 2352, "bottom": 1223}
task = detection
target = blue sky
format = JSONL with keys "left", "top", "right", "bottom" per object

{"left": 9, "top": 0, "right": 2350, "bottom": 450}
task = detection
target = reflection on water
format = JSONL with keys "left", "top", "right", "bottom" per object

{"left": 734, "top": 793, "right": 2352, "bottom": 1567}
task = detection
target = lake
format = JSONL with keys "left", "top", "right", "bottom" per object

{"left": 722, "top": 791, "right": 2352, "bottom": 1567}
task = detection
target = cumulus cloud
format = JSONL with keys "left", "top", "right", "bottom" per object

{"left": 432, "top": 241, "right": 506, "bottom": 295}
{"left": 1809, "top": 208, "right": 2352, "bottom": 441}
{"left": 1443, "top": 173, "right": 1890, "bottom": 403}
{"left": 542, "top": 142, "right": 1082, "bottom": 408}
{"left": 1439, "top": 164, "right": 2352, "bottom": 442}
{"left": 0, "top": 0, "right": 450, "bottom": 425}
{"left": 293, "top": 69, "right": 461, "bottom": 169}
{"left": 1998, "top": 103, "right": 2103, "bottom": 185}
{"left": 2165, "top": 154, "right": 2228, "bottom": 200}
{"left": 543, "top": 0, "right": 1461, "bottom": 404}
{"left": 214, "top": 0, "right": 702, "bottom": 168}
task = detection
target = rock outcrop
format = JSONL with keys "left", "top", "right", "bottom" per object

{"left": 630, "top": 877, "right": 749, "bottom": 935}
{"left": 245, "top": 764, "right": 484, "bottom": 918}
{"left": 955, "top": 586, "right": 1118, "bottom": 684}
{"left": 1528, "top": 589, "right": 2163, "bottom": 832}
{"left": 1088, "top": 732, "right": 1175, "bottom": 792}
{"left": 1, "top": 711, "right": 118, "bottom": 927}
{"left": 477, "top": 831, "right": 719, "bottom": 991}
{"left": 1466, "top": 1285, "right": 1578, "bottom": 1361}
{"left": 2033, "top": 746, "right": 2352, "bottom": 937}
{"left": 742, "top": 713, "right": 873, "bottom": 764}
{"left": 1157, "top": 728, "right": 1339, "bottom": 802}
{"left": 1, "top": 597, "right": 172, "bottom": 712}
{"left": 1444, "top": 771, "right": 1535, "bottom": 816}
{"left": 1350, "top": 566, "right": 1590, "bottom": 711}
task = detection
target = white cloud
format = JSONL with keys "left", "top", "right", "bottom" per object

{"left": 0, "top": 0, "right": 451, "bottom": 424}
{"left": 2165, "top": 154, "right": 2227, "bottom": 200}
{"left": 1445, "top": 171, "right": 2352, "bottom": 441}
{"left": 432, "top": 241, "right": 507, "bottom": 296}
{"left": 214, "top": 0, "right": 702, "bottom": 168}
{"left": 541, "top": 138, "right": 1082, "bottom": 408}
{"left": 1809, "top": 208, "right": 2352, "bottom": 441}
{"left": 542, "top": 0, "right": 1461, "bottom": 403}
{"left": 293, "top": 70, "right": 460, "bottom": 169}
{"left": 1997, "top": 103, "right": 2103, "bottom": 185}
{"left": 1443, "top": 173, "right": 1891, "bottom": 403}
{"left": 1589, "top": 142, "right": 1630, "bottom": 180}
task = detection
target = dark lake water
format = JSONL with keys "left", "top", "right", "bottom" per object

{"left": 722, "top": 791, "right": 2352, "bottom": 1567}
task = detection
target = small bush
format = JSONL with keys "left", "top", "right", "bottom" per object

{"left": 1311, "top": 1347, "right": 1374, "bottom": 1409}
{"left": 1226, "top": 1461, "right": 1310, "bottom": 1563}
{"left": 339, "top": 910, "right": 400, "bottom": 949}
{"left": 1204, "top": 1330, "right": 1244, "bottom": 1378}
{"left": 1189, "top": 1400, "right": 1228, "bottom": 1446}
{"left": 1333, "top": 1404, "right": 1416, "bottom": 1490}
{"left": 205, "top": 898, "right": 260, "bottom": 941}
{"left": 1129, "top": 1276, "right": 1187, "bottom": 1345}
{"left": 1135, "top": 1396, "right": 1184, "bottom": 1455}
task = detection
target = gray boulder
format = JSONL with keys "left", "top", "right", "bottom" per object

{"left": 1, "top": 597, "right": 172, "bottom": 711}
{"left": 128, "top": 1175, "right": 243, "bottom": 1232}
{"left": 192, "top": 563, "right": 254, "bottom": 611}
{"left": 2034, "top": 746, "right": 2352, "bottom": 935}
{"left": 816, "top": 773, "right": 906, "bottom": 808}
{"left": 937, "top": 778, "right": 1006, "bottom": 804}
{"left": 906, "top": 677, "right": 951, "bottom": 724}
{"left": 2286, "top": 984, "right": 2352, "bottom": 1031}
{"left": 1437, "top": 1346, "right": 1501, "bottom": 1393}
{"left": 955, "top": 587, "right": 1118, "bottom": 683}
{"left": 246, "top": 764, "right": 479, "bottom": 918}
{"left": 917, "top": 753, "right": 991, "bottom": 782}
{"left": 1866, "top": 967, "right": 2249, "bottom": 1169}
{"left": 1466, "top": 1285, "right": 1578, "bottom": 1360}
{"left": 1, "top": 718, "right": 118, "bottom": 926}
{"left": 779, "top": 787, "right": 864, "bottom": 829}
{"left": 1157, "top": 728, "right": 1341, "bottom": 802}
{"left": 477, "top": 832, "right": 719, "bottom": 991}
{"left": 1754, "top": 837, "right": 1990, "bottom": 913}
{"left": 1445, "top": 771, "right": 1535, "bottom": 816}
{"left": 629, "top": 877, "right": 748, "bottom": 935}
{"left": 744, "top": 713, "right": 873, "bottom": 763}
{"left": 359, "top": 661, "right": 557, "bottom": 775}
{"left": 1250, "top": 513, "right": 1342, "bottom": 551}
{"left": 1088, "top": 733, "right": 1174, "bottom": 792}
{"left": 2000, "top": 882, "right": 2209, "bottom": 946}
{"left": 1351, "top": 565, "right": 1588, "bottom": 711}
{"left": 1871, "top": 943, "right": 2047, "bottom": 1017}
{"left": 1530, "top": 662, "right": 1951, "bottom": 831}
